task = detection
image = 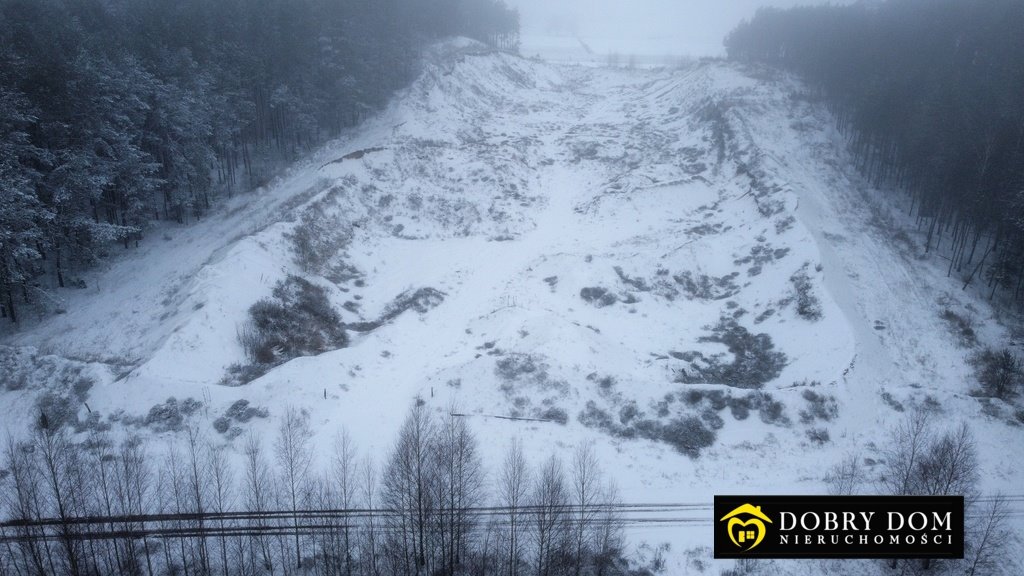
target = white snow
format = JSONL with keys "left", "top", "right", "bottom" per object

{"left": 1, "top": 40, "right": 1020, "bottom": 574}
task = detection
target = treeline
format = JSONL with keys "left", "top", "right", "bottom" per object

{"left": 0, "top": 404, "right": 628, "bottom": 576}
{"left": 725, "top": 0, "right": 1024, "bottom": 302}
{"left": 0, "top": 0, "right": 519, "bottom": 324}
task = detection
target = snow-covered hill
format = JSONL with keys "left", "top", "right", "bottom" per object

{"left": 1, "top": 39, "right": 1020, "bottom": 573}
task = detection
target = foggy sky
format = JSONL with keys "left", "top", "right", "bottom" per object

{"left": 506, "top": 0, "right": 853, "bottom": 57}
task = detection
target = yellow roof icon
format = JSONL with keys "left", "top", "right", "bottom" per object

{"left": 720, "top": 503, "right": 772, "bottom": 523}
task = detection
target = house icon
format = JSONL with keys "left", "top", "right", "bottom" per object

{"left": 720, "top": 503, "right": 773, "bottom": 550}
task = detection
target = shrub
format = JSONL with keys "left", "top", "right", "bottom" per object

{"left": 377, "top": 287, "right": 445, "bottom": 321}
{"left": 701, "top": 408, "right": 725, "bottom": 430}
{"left": 790, "top": 265, "right": 822, "bottom": 321}
{"left": 71, "top": 376, "right": 93, "bottom": 402}
{"left": 675, "top": 319, "right": 788, "bottom": 388}
{"left": 728, "top": 394, "right": 758, "bottom": 420}
{"left": 240, "top": 276, "right": 348, "bottom": 366}
{"left": 580, "top": 286, "right": 618, "bottom": 308}
{"left": 659, "top": 416, "right": 716, "bottom": 458}
{"left": 579, "top": 401, "right": 617, "bottom": 432}
{"left": 36, "top": 393, "right": 79, "bottom": 431}
{"left": 754, "top": 392, "right": 789, "bottom": 426}
{"left": 881, "top": 391, "right": 905, "bottom": 412}
{"left": 142, "top": 397, "right": 203, "bottom": 433}
{"left": 222, "top": 363, "right": 270, "bottom": 387}
{"left": 495, "top": 353, "right": 540, "bottom": 380}
{"left": 939, "top": 309, "right": 977, "bottom": 347}
{"left": 980, "top": 400, "right": 1001, "bottom": 419}
{"left": 734, "top": 244, "right": 790, "bottom": 267}
{"left": 237, "top": 323, "right": 271, "bottom": 365}
{"left": 586, "top": 372, "right": 617, "bottom": 393}
{"left": 799, "top": 389, "right": 838, "bottom": 423}
{"left": 225, "top": 399, "right": 269, "bottom": 423}
{"left": 287, "top": 209, "right": 353, "bottom": 275}
{"left": 0, "top": 347, "right": 25, "bottom": 390}
{"left": 619, "top": 402, "right": 640, "bottom": 424}
{"left": 539, "top": 406, "right": 568, "bottom": 425}
{"left": 776, "top": 215, "right": 796, "bottom": 234}
{"left": 673, "top": 271, "right": 740, "bottom": 301}
{"left": 213, "top": 399, "right": 271, "bottom": 430}
{"left": 579, "top": 403, "right": 718, "bottom": 457}
{"left": 706, "top": 390, "right": 729, "bottom": 411}
{"left": 613, "top": 266, "right": 650, "bottom": 292}
{"left": 921, "top": 395, "right": 942, "bottom": 413}
{"left": 655, "top": 397, "right": 672, "bottom": 417}
{"left": 729, "top": 398, "right": 751, "bottom": 420}
{"left": 806, "top": 427, "right": 830, "bottom": 445}
{"left": 683, "top": 389, "right": 705, "bottom": 406}
{"left": 972, "top": 347, "right": 1022, "bottom": 399}
{"left": 3, "top": 349, "right": 100, "bottom": 399}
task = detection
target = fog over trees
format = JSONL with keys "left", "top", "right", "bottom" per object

{"left": 0, "top": 0, "right": 519, "bottom": 324}
{"left": 725, "top": 0, "right": 1024, "bottom": 304}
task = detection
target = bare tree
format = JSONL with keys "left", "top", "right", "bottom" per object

{"left": 593, "top": 480, "right": 625, "bottom": 576}
{"left": 332, "top": 429, "right": 358, "bottom": 576}
{"left": 85, "top": 432, "right": 123, "bottom": 575}
{"left": 0, "top": 407, "right": 644, "bottom": 576}
{"left": 966, "top": 494, "right": 1011, "bottom": 576}
{"left": 228, "top": 524, "right": 250, "bottom": 576}
{"left": 155, "top": 466, "right": 176, "bottom": 576}
{"left": 879, "top": 412, "right": 979, "bottom": 499}
{"left": 165, "top": 442, "right": 195, "bottom": 576}
{"left": 359, "top": 456, "right": 380, "bottom": 576}
{"left": 570, "top": 443, "right": 601, "bottom": 575}
{"left": 184, "top": 426, "right": 211, "bottom": 575}
{"left": 879, "top": 412, "right": 981, "bottom": 571}
{"left": 275, "top": 407, "right": 314, "bottom": 570}
{"left": 0, "top": 519, "right": 11, "bottom": 576}
{"left": 3, "top": 433, "right": 52, "bottom": 576}
{"left": 434, "top": 408, "right": 485, "bottom": 575}
{"left": 498, "top": 439, "right": 530, "bottom": 576}
{"left": 919, "top": 422, "right": 980, "bottom": 572}
{"left": 917, "top": 422, "right": 979, "bottom": 498}
{"left": 531, "top": 455, "right": 569, "bottom": 576}
{"left": 974, "top": 347, "right": 1022, "bottom": 399}
{"left": 310, "top": 474, "right": 339, "bottom": 576}
{"left": 208, "top": 441, "right": 236, "bottom": 576}
{"left": 115, "top": 436, "right": 154, "bottom": 576}
{"left": 824, "top": 453, "right": 864, "bottom": 496}
{"left": 243, "top": 432, "right": 275, "bottom": 574}
{"left": 475, "top": 517, "right": 500, "bottom": 576}
{"left": 35, "top": 426, "right": 83, "bottom": 576}
{"left": 382, "top": 402, "right": 436, "bottom": 576}
{"left": 879, "top": 409, "right": 933, "bottom": 497}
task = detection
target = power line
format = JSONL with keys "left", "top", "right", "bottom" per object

{"left": 3, "top": 497, "right": 1021, "bottom": 544}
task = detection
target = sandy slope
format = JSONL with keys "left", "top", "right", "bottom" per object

{"left": 1, "top": 40, "right": 1020, "bottom": 574}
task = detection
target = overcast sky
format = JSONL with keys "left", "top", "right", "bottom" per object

{"left": 506, "top": 0, "right": 853, "bottom": 57}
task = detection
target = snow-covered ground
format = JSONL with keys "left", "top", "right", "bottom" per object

{"left": 2, "top": 40, "right": 1021, "bottom": 573}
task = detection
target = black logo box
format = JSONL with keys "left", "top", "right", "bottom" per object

{"left": 714, "top": 495, "right": 964, "bottom": 559}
